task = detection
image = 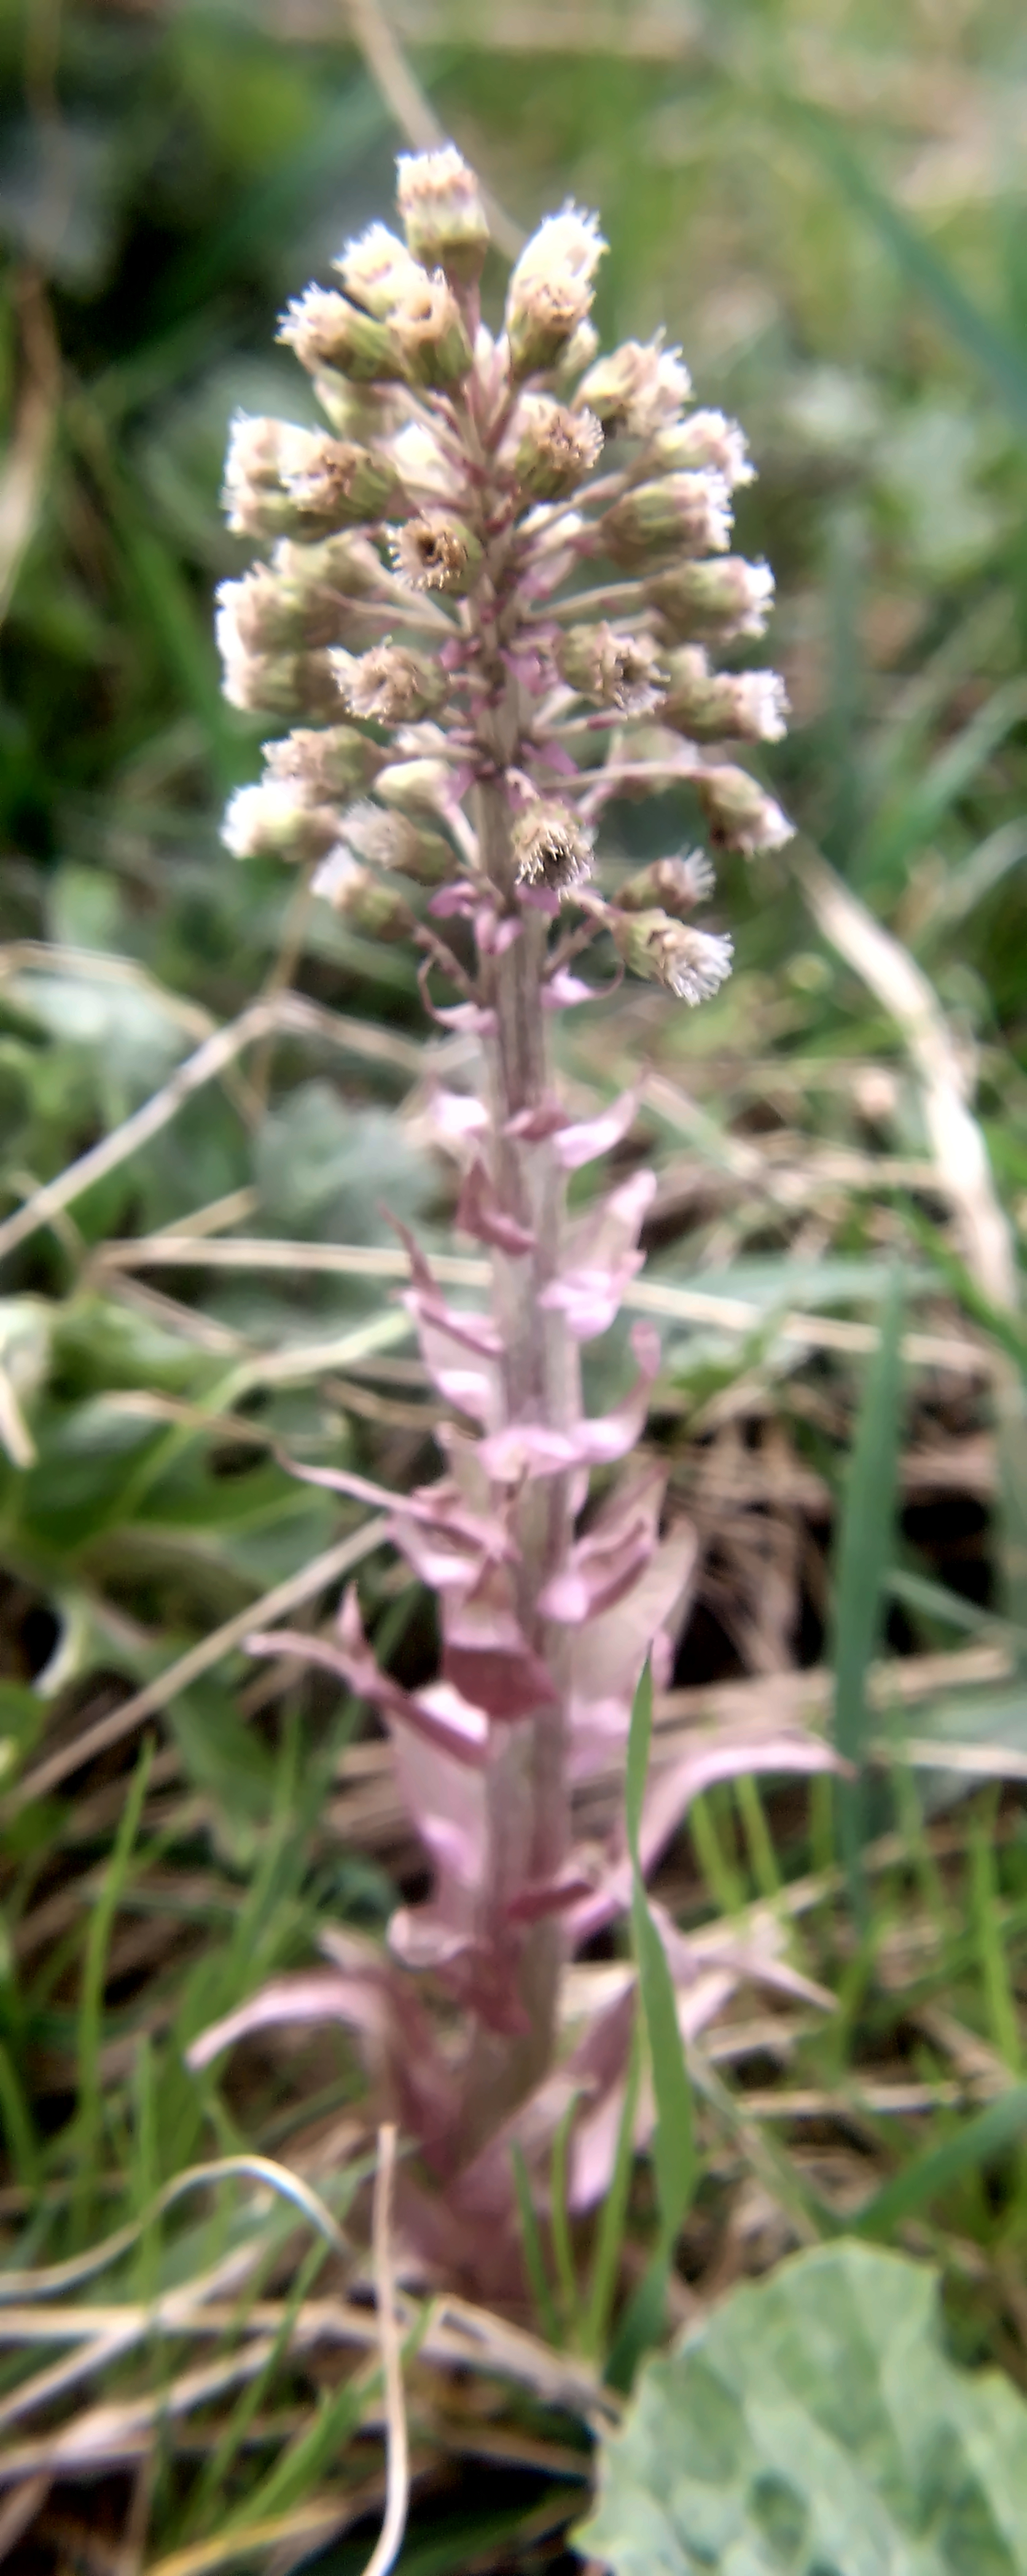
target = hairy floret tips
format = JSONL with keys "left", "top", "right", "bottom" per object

{"left": 216, "top": 144, "right": 792, "bottom": 999}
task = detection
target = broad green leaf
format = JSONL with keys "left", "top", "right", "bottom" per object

{"left": 580, "top": 2240, "right": 1027, "bottom": 2574}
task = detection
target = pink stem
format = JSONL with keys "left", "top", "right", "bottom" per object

{"left": 458, "top": 780, "right": 580, "bottom": 2147}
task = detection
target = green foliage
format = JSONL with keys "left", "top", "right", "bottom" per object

{"left": 580, "top": 2242, "right": 1027, "bottom": 2574}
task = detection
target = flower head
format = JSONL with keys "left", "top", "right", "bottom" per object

{"left": 391, "top": 270, "right": 474, "bottom": 388}
{"left": 647, "top": 556, "right": 775, "bottom": 642}
{"left": 223, "top": 415, "right": 397, "bottom": 539}
{"left": 278, "top": 286, "right": 404, "bottom": 384}
{"left": 614, "top": 852, "right": 716, "bottom": 916}
{"left": 660, "top": 647, "right": 789, "bottom": 743}
{"left": 216, "top": 562, "right": 341, "bottom": 659}
{"left": 603, "top": 469, "right": 732, "bottom": 570}
{"left": 556, "top": 622, "right": 665, "bottom": 713}
{"left": 510, "top": 395, "right": 604, "bottom": 500}
{"left": 335, "top": 222, "right": 423, "bottom": 315}
{"left": 396, "top": 144, "right": 490, "bottom": 285}
{"left": 696, "top": 763, "right": 793, "bottom": 855}
{"left": 505, "top": 204, "right": 606, "bottom": 376}
{"left": 653, "top": 409, "right": 754, "bottom": 487}
{"left": 337, "top": 641, "right": 447, "bottom": 724}
{"left": 612, "top": 909, "right": 734, "bottom": 1005}
{"left": 576, "top": 335, "right": 691, "bottom": 438}
{"left": 222, "top": 780, "right": 340, "bottom": 865}
{"left": 263, "top": 726, "right": 386, "bottom": 801}
{"left": 512, "top": 799, "right": 594, "bottom": 893}
{"left": 389, "top": 509, "right": 482, "bottom": 594}
{"left": 311, "top": 851, "right": 413, "bottom": 935}
{"left": 335, "top": 799, "right": 454, "bottom": 886}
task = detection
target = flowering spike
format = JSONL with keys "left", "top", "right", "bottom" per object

{"left": 213, "top": 145, "right": 803, "bottom": 2226}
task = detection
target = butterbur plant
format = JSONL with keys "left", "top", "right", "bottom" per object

{"left": 198, "top": 149, "right": 833, "bottom": 2300}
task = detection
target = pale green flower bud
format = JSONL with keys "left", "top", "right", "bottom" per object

{"left": 553, "top": 319, "right": 600, "bottom": 388}
{"left": 262, "top": 728, "right": 386, "bottom": 801}
{"left": 223, "top": 417, "right": 398, "bottom": 541}
{"left": 219, "top": 647, "right": 343, "bottom": 720}
{"left": 505, "top": 205, "right": 606, "bottom": 376}
{"left": 651, "top": 409, "right": 754, "bottom": 487}
{"left": 222, "top": 781, "right": 340, "bottom": 864}
{"left": 337, "top": 640, "right": 447, "bottom": 724}
{"left": 342, "top": 801, "right": 454, "bottom": 886}
{"left": 602, "top": 471, "right": 732, "bottom": 570}
{"left": 375, "top": 755, "right": 453, "bottom": 815}
{"left": 335, "top": 222, "right": 423, "bottom": 316}
{"left": 510, "top": 395, "right": 603, "bottom": 500}
{"left": 613, "top": 852, "right": 716, "bottom": 916}
{"left": 311, "top": 374, "right": 404, "bottom": 444}
{"left": 576, "top": 336, "right": 690, "bottom": 437}
{"left": 646, "top": 556, "right": 775, "bottom": 642}
{"left": 389, "top": 510, "right": 482, "bottom": 594}
{"left": 272, "top": 531, "right": 388, "bottom": 602}
{"left": 311, "top": 851, "right": 414, "bottom": 937}
{"left": 611, "top": 908, "right": 733, "bottom": 1005}
{"left": 555, "top": 621, "right": 665, "bottom": 713}
{"left": 512, "top": 799, "right": 594, "bottom": 892}
{"left": 278, "top": 286, "right": 405, "bottom": 383}
{"left": 216, "top": 564, "right": 344, "bottom": 659}
{"left": 396, "top": 146, "right": 490, "bottom": 288}
{"left": 660, "top": 646, "right": 789, "bottom": 743}
{"left": 391, "top": 271, "right": 474, "bottom": 389}
{"left": 695, "top": 763, "right": 792, "bottom": 854}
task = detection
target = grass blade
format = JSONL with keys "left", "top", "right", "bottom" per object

{"left": 854, "top": 2088, "right": 1027, "bottom": 2239}
{"left": 626, "top": 1662, "right": 697, "bottom": 2251}
{"left": 831, "top": 1267, "right": 905, "bottom": 1925}
{"left": 784, "top": 98, "right": 1027, "bottom": 432}
{"left": 583, "top": 2017, "right": 642, "bottom": 2364}
{"left": 74, "top": 1734, "right": 154, "bottom": 2235}
{"left": 511, "top": 2142, "right": 561, "bottom": 2348}
{"left": 608, "top": 1661, "right": 699, "bottom": 2386}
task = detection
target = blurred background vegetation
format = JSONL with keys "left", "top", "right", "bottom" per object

{"left": 2, "top": 3, "right": 1027, "bottom": 2570}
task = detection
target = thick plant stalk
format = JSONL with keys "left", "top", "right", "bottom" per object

{"left": 198, "top": 146, "right": 836, "bottom": 2281}
{"left": 467, "top": 780, "right": 579, "bottom": 2136}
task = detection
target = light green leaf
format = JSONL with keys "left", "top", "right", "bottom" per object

{"left": 580, "top": 2240, "right": 1027, "bottom": 2574}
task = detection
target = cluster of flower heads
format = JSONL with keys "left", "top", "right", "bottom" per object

{"left": 217, "top": 144, "right": 792, "bottom": 1009}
